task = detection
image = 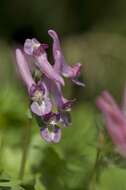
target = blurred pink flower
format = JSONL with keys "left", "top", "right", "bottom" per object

{"left": 96, "top": 90, "right": 126, "bottom": 157}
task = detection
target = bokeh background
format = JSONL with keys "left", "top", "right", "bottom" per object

{"left": 1, "top": 0, "right": 126, "bottom": 189}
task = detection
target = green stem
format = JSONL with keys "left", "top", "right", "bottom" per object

{"left": 89, "top": 148, "right": 101, "bottom": 190}
{"left": 0, "top": 127, "right": 5, "bottom": 172}
{"left": 19, "top": 118, "right": 32, "bottom": 180}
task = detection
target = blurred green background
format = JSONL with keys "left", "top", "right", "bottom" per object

{"left": 1, "top": 0, "right": 126, "bottom": 189}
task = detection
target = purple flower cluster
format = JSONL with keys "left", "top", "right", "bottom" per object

{"left": 15, "top": 30, "right": 84, "bottom": 143}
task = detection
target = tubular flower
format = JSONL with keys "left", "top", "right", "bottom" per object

{"left": 48, "top": 29, "right": 84, "bottom": 86}
{"left": 96, "top": 90, "right": 126, "bottom": 157}
{"left": 40, "top": 112, "right": 61, "bottom": 143}
{"left": 24, "top": 38, "right": 64, "bottom": 86}
{"left": 15, "top": 29, "right": 84, "bottom": 143}
{"left": 30, "top": 82, "right": 52, "bottom": 116}
{"left": 16, "top": 49, "right": 52, "bottom": 116}
{"left": 42, "top": 77, "right": 73, "bottom": 129}
{"left": 16, "top": 49, "right": 36, "bottom": 93}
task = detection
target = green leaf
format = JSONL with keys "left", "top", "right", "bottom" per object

{"left": 97, "top": 166, "right": 126, "bottom": 190}
{"left": 34, "top": 175, "right": 46, "bottom": 190}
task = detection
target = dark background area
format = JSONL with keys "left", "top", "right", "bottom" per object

{"left": 0, "top": 0, "right": 116, "bottom": 42}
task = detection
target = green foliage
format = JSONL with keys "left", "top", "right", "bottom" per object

{"left": 0, "top": 99, "right": 99, "bottom": 190}
{"left": 64, "top": 32, "right": 126, "bottom": 99}
{"left": 97, "top": 166, "right": 126, "bottom": 190}
{"left": 0, "top": 77, "right": 126, "bottom": 190}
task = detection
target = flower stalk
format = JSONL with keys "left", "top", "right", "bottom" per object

{"left": 19, "top": 117, "right": 32, "bottom": 180}
{"left": 88, "top": 130, "right": 104, "bottom": 190}
{"left": 89, "top": 147, "right": 101, "bottom": 190}
{"left": 0, "top": 128, "right": 5, "bottom": 172}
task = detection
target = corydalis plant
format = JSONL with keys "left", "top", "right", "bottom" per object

{"left": 16, "top": 29, "right": 84, "bottom": 143}
{"left": 96, "top": 89, "right": 126, "bottom": 157}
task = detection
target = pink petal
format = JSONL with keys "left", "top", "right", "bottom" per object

{"left": 35, "top": 53, "right": 64, "bottom": 86}
{"left": 24, "top": 38, "right": 40, "bottom": 55}
{"left": 31, "top": 98, "right": 52, "bottom": 116}
{"left": 15, "top": 49, "right": 35, "bottom": 92}
{"left": 40, "top": 127, "right": 61, "bottom": 143}
{"left": 48, "top": 29, "right": 84, "bottom": 86}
